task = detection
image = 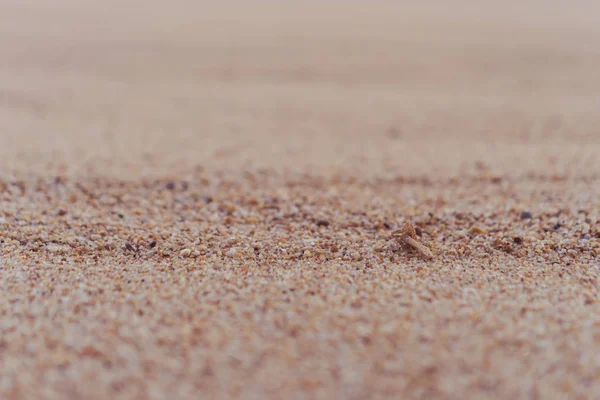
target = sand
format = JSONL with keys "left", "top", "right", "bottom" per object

{"left": 1, "top": 1, "right": 600, "bottom": 399}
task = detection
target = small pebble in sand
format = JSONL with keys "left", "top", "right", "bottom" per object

{"left": 520, "top": 211, "right": 532, "bottom": 220}
{"left": 180, "top": 248, "right": 192, "bottom": 258}
{"left": 226, "top": 248, "right": 238, "bottom": 257}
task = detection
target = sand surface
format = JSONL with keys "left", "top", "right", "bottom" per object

{"left": 1, "top": 1, "right": 600, "bottom": 399}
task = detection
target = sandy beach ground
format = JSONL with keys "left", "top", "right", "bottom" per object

{"left": 1, "top": 1, "right": 600, "bottom": 398}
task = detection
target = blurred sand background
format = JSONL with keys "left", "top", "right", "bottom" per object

{"left": 1, "top": 1, "right": 600, "bottom": 399}
{"left": 2, "top": 0, "right": 600, "bottom": 178}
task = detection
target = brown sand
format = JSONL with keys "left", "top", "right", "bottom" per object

{"left": 1, "top": 1, "right": 600, "bottom": 399}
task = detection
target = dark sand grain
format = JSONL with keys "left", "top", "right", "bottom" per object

{"left": 1, "top": 1, "right": 600, "bottom": 399}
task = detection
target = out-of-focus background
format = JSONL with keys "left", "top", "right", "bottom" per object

{"left": 2, "top": 0, "right": 600, "bottom": 178}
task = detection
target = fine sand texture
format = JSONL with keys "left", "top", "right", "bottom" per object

{"left": 1, "top": 1, "right": 600, "bottom": 399}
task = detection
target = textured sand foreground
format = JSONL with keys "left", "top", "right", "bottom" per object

{"left": 1, "top": 1, "right": 600, "bottom": 399}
